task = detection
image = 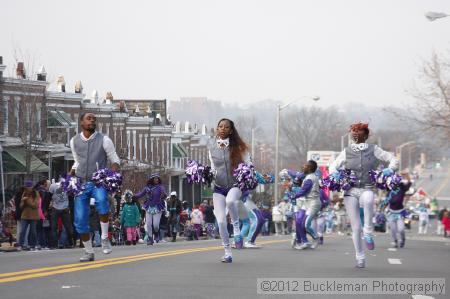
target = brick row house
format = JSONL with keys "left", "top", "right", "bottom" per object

{"left": 0, "top": 57, "right": 211, "bottom": 206}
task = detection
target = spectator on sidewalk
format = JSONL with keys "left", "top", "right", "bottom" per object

{"left": 13, "top": 186, "right": 25, "bottom": 247}
{"left": 437, "top": 207, "right": 448, "bottom": 236}
{"left": 441, "top": 210, "right": 450, "bottom": 238}
{"left": 49, "top": 180, "right": 74, "bottom": 249}
{"left": 120, "top": 190, "right": 141, "bottom": 245}
{"left": 167, "top": 192, "right": 181, "bottom": 242}
{"left": 191, "top": 205, "right": 204, "bottom": 240}
{"left": 19, "top": 181, "right": 40, "bottom": 251}
{"left": 204, "top": 200, "right": 217, "bottom": 239}
{"left": 35, "top": 180, "right": 52, "bottom": 250}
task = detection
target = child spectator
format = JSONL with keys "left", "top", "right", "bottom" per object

{"left": 120, "top": 190, "right": 141, "bottom": 245}
{"left": 191, "top": 205, "right": 204, "bottom": 240}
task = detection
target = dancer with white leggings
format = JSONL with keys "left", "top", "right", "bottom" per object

{"left": 134, "top": 174, "right": 167, "bottom": 245}
{"left": 329, "top": 122, "right": 398, "bottom": 268}
{"left": 209, "top": 118, "right": 251, "bottom": 263}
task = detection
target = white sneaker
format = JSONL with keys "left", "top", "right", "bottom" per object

{"left": 101, "top": 238, "right": 112, "bottom": 254}
{"left": 244, "top": 242, "right": 260, "bottom": 249}
{"left": 310, "top": 238, "right": 319, "bottom": 249}
{"left": 294, "top": 243, "right": 310, "bottom": 250}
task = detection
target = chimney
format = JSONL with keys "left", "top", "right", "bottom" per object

{"left": 105, "top": 92, "right": 113, "bottom": 104}
{"left": 37, "top": 65, "right": 47, "bottom": 81}
{"left": 155, "top": 113, "right": 162, "bottom": 125}
{"left": 184, "top": 121, "right": 190, "bottom": 133}
{"left": 56, "top": 76, "right": 66, "bottom": 92}
{"left": 75, "top": 81, "right": 83, "bottom": 93}
{"left": 175, "top": 121, "right": 181, "bottom": 133}
{"left": 16, "top": 62, "right": 26, "bottom": 79}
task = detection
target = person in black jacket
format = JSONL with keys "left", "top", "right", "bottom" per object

{"left": 167, "top": 192, "right": 182, "bottom": 242}
{"left": 204, "top": 200, "right": 217, "bottom": 239}
{"left": 35, "top": 180, "right": 52, "bottom": 249}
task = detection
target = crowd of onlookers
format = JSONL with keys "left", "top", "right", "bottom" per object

{"left": 1, "top": 179, "right": 449, "bottom": 251}
{"left": 0, "top": 179, "right": 273, "bottom": 250}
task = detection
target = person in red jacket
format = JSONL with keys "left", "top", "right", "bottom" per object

{"left": 442, "top": 210, "right": 450, "bottom": 237}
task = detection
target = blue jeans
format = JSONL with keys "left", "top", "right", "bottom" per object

{"left": 20, "top": 219, "right": 37, "bottom": 248}
{"left": 74, "top": 182, "right": 109, "bottom": 234}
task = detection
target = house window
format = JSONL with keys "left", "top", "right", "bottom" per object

{"left": 36, "top": 103, "right": 42, "bottom": 139}
{"left": 14, "top": 97, "right": 20, "bottom": 136}
{"left": 2, "top": 96, "right": 8, "bottom": 135}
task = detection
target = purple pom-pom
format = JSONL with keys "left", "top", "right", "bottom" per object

{"left": 185, "top": 160, "right": 213, "bottom": 186}
{"left": 91, "top": 168, "right": 123, "bottom": 193}
{"left": 233, "top": 163, "right": 258, "bottom": 192}
{"left": 320, "top": 169, "right": 357, "bottom": 192}
{"left": 61, "top": 175, "right": 82, "bottom": 194}
{"left": 369, "top": 169, "right": 402, "bottom": 191}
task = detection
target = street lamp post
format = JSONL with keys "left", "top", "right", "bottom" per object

{"left": 251, "top": 126, "right": 262, "bottom": 162}
{"left": 425, "top": 11, "right": 449, "bottom": 21}
{"left": 396, "top": 141, "right": 416, "bottom": 172}
{"left": 274, "top": 96, "right": 320, "bottom": 206}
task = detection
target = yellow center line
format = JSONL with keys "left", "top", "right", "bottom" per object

{"left": 0, "top": 247, "right": 212, "bottom": 278}
{"left": 0, "top": 239, "right": 289, "bottom": 284}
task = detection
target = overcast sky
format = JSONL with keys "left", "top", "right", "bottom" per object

{"left": 2, "top": 0, "right": 450, "bottom": 108}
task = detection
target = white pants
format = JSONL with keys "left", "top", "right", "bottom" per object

{"left": 274, "top": 221, "right": 286, "bottom": 235}
{"left": 312, "top": 215, "right": 326, "bottom": 238}
{"left": 213, "top": 187, "right": 242, "bottom": 249}
{"left": 418, "top": 220, "right": 428, "bottom": 234}
{"left": 146, "top": 211, "right": 162, "bottom": 238}
{"left": 344, "top": 188, "right": 374, "bottom": 261}
{"left": 389, "top": 217, "right": 405, "bottom": 243}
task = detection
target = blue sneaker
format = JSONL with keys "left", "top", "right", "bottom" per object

{"left": 221, "top": 255, "right": 232, "bottom": 263}
{"left": 234, "top": 235, "right": 243, "bottom": 249}
{"left": 364, "top": 235, "right": 375, "bottom": 250}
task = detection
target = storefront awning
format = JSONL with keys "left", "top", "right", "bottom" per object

{"left": 2, "top": 147, "right": 49, "bottom": 173}
{"left": 47, "top": 110, "right": 76, "bottom": 128}
{"left": 172, "top": 143, "right": 188, "bottom": 158}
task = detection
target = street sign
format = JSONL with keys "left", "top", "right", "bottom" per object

{"left": 307, "top": 151, "right": 339, "bottom": 167}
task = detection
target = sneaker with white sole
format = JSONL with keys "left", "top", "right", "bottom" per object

{"left": 101, "top": 238, "right": 112, "bottom": 254}
{"left": 80, "top": 251, "right": 95, "bottom": 262}
{"left": 294, "top": 243, "right": 310, "bottom": 250}
{"left": 310, "top": 238, "right": 319, "bottom": 249}
{"left": 221, "top": 255, "right": 232, "bottom": 263}
{"left": 355, "top": 259, "right": 365, "bottom": 268}
{"left": 244, "top": 242, "right": 260, "bottom": 249}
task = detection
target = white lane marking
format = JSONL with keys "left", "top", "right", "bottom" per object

{"left": 344, "top": 252, "right": 349, "bottom": 255}
{"left": 388, "top": 248, "right": 397, "bottom": 252}
{"left": 388, "top": 258, "right": 402, "bottom": 264}
{"left": 369, "top": 254, "right": 376, "bottom": 257}
{"left": 62, "top": 286, "right": 80, "bottom": 289}
{"left": 412, "top": 295, "right": 435, "bottom": 299}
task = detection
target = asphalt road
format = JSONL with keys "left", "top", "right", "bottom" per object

{"left": 415, "top": 160, "right": 450, "bottom": 206}
{"left": 1, "top": 223, "right": 449, "bottom": 299}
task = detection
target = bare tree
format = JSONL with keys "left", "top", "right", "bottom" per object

{"left": 390, "top": 50, "right": 450, "bottom": 144}
{"left": 279, "top": 106, "right": 344, "bottom": 167}
{"left": 11, "top": 48, "right": 47, "bottom": 178}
